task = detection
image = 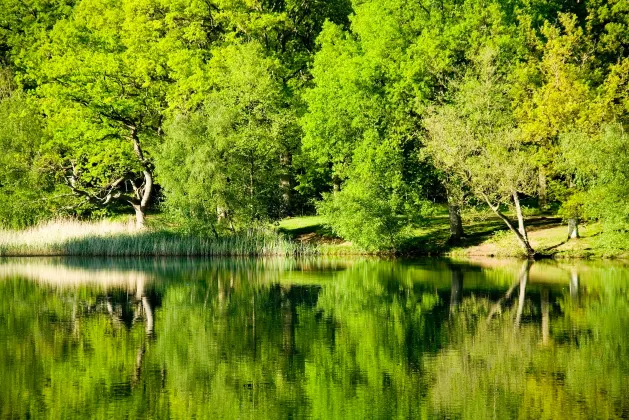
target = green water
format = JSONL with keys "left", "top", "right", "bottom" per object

{"left": 1, "top": 257, "right": 628, "bottom": 419}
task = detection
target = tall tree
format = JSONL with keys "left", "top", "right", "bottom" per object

{"left": 156, "top": 42, "right": 291, "bottom": 231}
{"left": 31, "top": 0, "right": 182, "bottom": 227}
{"left": 425, "top": 50, "right": 538, "bottom": 258}
{"left": 515, "top": 14, "right": 596, "bottom": 238}
{"left": 0, "top": 69, "right": 55, "bottom": 227}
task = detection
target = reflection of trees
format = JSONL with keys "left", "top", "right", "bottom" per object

{"left": 0, "top": 269, "right": 161, "bottom": 419}
{"left": 430, "top": 262, "right": 629, "bottom": 420}
{"left": 450, "top": 265, "right": 463, "bottom": 313}
{"left": 2, "top": 258, "right": 629, "bottom": 419}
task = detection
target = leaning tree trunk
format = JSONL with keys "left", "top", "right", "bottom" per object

{"left": 482, "top": 192, "right": 535, "bottom": 258}
{"left": 512, "top": 191, "right": 530, "bottom": 246}
{"left": 446, "top": 185, "right": 464, "bottom": 243}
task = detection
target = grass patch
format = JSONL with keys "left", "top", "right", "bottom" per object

{"left": 278, "top": 216, "right": 343, "bottom": 244}
{"left": 2, "top": 215, "right": 627, "bottom": 259}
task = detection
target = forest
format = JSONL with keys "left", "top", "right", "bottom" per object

{"left": 1, "top": 0, "right": 629, "bottom": 257}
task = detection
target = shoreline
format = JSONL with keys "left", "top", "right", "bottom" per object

{"left": 1, "top": 215, "right": 626, "bottom": 260}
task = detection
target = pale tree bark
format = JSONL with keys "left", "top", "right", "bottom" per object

{"left": 446, "top": 184, "right": 464, "bottom": 244}
{"left": 127, "top": 127, "right": 153, "bottom": 230}
{"left": 62, "top": 128, "right": 152, "bottom": 229}
{"left": 482, "top": 192, "right": 535, "bottom": 258}
{"left": 512, "top": 192, "right": 530, "bottom": 245}
{"left": 567, "top": 177, "right": 580, "bottom": 240}
{"left": 567, "top": 217, "right": 579, "bottom": 240}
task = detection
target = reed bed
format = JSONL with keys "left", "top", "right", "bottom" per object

{"left": 0, "top": 219, "right": 318, "bottom": 257}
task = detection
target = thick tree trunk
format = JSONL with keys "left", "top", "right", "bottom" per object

{"left": 482, "top": 192, "right": 535, "bottom": 258}
{"left": 132, "top": 203, "right": 146, "bottom": 229}
{"left": 538, "top": 167, "right": 548, "bottom": 211}
{"left": 129, "top": 128, "right": 153, "bottom": 230}
{"left": 447, "top": 203, "right": 464, "bottom": 243}
{"left": 567, "top": 217, "right": 579, "bottom": 240}
{"left": 446, "top": 184, "right": 464, "bottom": 243}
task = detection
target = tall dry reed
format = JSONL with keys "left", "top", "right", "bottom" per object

{"left": 0, "top": 219, "right": 317, "bottom": 257}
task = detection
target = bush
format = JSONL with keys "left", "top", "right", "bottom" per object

{"left": 316, "top": 180, "right": 410, "bottom": 252}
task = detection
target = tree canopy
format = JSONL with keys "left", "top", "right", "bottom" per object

{"left": 1, "top": 0, "right": 629, "bottom": 252}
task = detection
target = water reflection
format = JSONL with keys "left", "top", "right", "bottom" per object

{"left": 1, "top": 257, "right": 628, "bottom": 419}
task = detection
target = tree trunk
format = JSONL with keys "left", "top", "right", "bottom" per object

{"left": 512, "top": 192, "right": 529, "bottom": 244}
{"left": 446, "top": 185, "right": 464, "bottom": 243}
{"left": 567, "top": 177, "right": 579, "bottom": 240}
{"left": 447, "top": 204, "right": 464, "bottom": 243}
{"left": 132, "top": 203, "right": 146, "bottom": 229}
{"left": 482, "top": 192, "right": 535, "bottom": 258}
{"left": 332, "top": 175, "right": 341, "bottom": 194}
{"left": 538, "top": 167, "right": 548, "bottom": 211}
{"left": 567, "top": 217, "right": 579, "bottom": 240}
{"left": 280, "top": 152, "right": 292, "bottom": 216}
{"left": 129, "top": 129, "right": 152, "bottom": 229}
{"left": 127, "top": 128, "right": 153, "bottom": 230}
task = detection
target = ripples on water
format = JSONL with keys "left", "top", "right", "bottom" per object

{"left": 1, "top": 257, "right": 628, "bottom": 419}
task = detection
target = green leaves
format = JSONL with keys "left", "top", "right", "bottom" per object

{"left": 156, "top": 41, "right": 293, "bottom": 230}
{"left": 425, "top": 48, "right": 536, "bottom": 206}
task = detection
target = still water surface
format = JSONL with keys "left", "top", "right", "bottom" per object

{"left": 1, "top": 257, "right": 628, "bottom": 419}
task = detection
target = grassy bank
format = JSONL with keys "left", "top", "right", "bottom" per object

{"left": 1, "top": 214, "right": 626, "bottom": 258}
{"left": 278, "top": 214, "right": 629, "bottom": 259}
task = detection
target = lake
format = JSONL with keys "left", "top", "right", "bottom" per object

{"left": 1, "top": 257, "right": 628, "bottom": 419}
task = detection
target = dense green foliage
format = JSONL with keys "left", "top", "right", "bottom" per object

{"left": 2, "top": 0, "right": 629, "bottom": 251}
